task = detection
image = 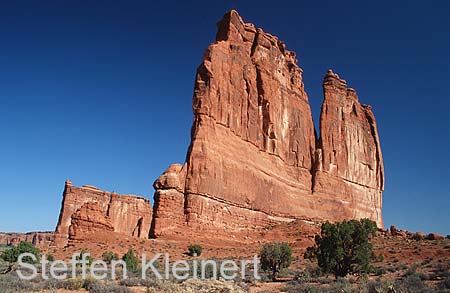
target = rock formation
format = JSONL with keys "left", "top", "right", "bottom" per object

{"left": 0, "top": 232, "right": 54, "bottom": 248}
{"left": 68, "top": 202, "right": 114, "bottom": 242}
{"left": 152, "top": 10, "right": 384, "bottom": 237}
{"left": 53, "top": 180, "right": 152, "bottom": 247}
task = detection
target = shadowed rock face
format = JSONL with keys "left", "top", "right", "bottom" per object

{"left": 152, "top": 10, "right": 384, "bottom": 237}
{"left": 53, "top": 181, "right": 152, "bottom": 247}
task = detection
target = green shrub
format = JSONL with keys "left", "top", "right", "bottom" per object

{"left": 366, "top": 280, "right": 395, "bottom": 293}
{"left": 0, "top": 241, "right": 40, "bottom": 272}
{"left": 438, "top": 276, "right": 450, "bottom": 289}
{"left": 122, "top": 249, "right": 139, "bottom": 273}
{"left": 187, "top": 244, "right": 203, "bottom": 257}
{"left": 304, "top": 219, "right": 377, "bottom": 278}
{"left": 394, "top": 274, "right": 428, "bottom": 292}
{"left": 0, "top": 273, "right": 34, "bottom": 292}
{"left": 84, "top": 279, "right": 132, "bottom": 293}
{"left": 46, "top": 254, "right": 54, "bottom": 262}
{"left": 63, "top": 278, "right": 84, "bottom": 290}
{"left": 377, "top": 254, "right": 384, "bottom": 262}
{"left": 284, "top": 282, "right": 319, "bottom": 293}
{"left": 76, "top": 249, "right": 93, "bottom": 266}
{"left": 371, "top": 266, "right": 386, "bottom": 276}
{"left": 259, "top": 242, "right": 292, "bottom": 281}
{"left": 102, "top": 251, "right": 119, "bottom": 264}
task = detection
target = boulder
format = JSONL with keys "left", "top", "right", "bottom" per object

{"left": 426, "top": 233, "right": 445, "bottom": 240}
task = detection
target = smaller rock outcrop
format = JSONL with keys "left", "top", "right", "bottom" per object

{"left": 426, "top": 233, "right": 445, "bottom": 240}
{"left": 151, "top": 164, "right": 187, "bottom": 237}
{"left": 54, "top": 180, "right": 152, "bottom": 247}
{"left": 68, "top": 202, "right": 114, "bottom": 242}
{"left": 0, "top": 232, "right": 54, "bottom": 248}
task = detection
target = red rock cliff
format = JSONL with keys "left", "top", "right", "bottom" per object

{"left": 151, "top": 10, "right": 384, "bottom": 237}
{"left": 0, "top": 232, "right": 54, "bottom": 248}
{"left": 54, "top": 180, "right": 152, "bottom": 247}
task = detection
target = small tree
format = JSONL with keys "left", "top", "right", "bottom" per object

{"left": 260, "top": 242, "right": 292, "bottom": 281}
{"left": 76, "top": 249, "right": 93, "bottom": 266}
{"left": 304, "top": 219, "right": 377, "bottom": 278}
{"left": 122, "top": 249, "right": 139, "bottom": 273}
{"left": 187, "top": 244, "right": 203, "bottom": 257}
{"left": 0, "top": 241, "right": 40, "bottom": 274}
{"left": 102, "top": 251, "right": 119, "bottom": 264}
{"left": 46, "top": 254, "right": 55, "bottom": 262}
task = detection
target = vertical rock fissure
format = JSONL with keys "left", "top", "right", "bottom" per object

{"left": 364, "top": 108, "right": 384, "bottom": 190}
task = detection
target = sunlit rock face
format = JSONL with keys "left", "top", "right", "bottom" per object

{"left": 53, "top": 181, "right": 152, "bottom": 247}
{"left": 151, "top": 10, "right": 384, "bottom": 237}
{"left": 0, "top": 232, "right": 54, "bottom": 248}
{"left": 313, "top": 70, "right": 384, "bottom": 226}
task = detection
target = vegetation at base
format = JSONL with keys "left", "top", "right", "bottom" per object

{"left": 0, "top": 274, "right": 133, "bottom": 293}
{"left": 76, "top": 249, "right": 93, "bottom": 266}
{"left": 122, "top": 249, "right": 139, "bottom": 273}
{"left": 187, "top": 244, "right": 203, "bottom": 257}
{"left": 102, "top": 251, "right": 119, "bottom": 264}
{"left": 0, "top": 241, "right": 40, "bottom": 274}
{"left": 304, "top": 218, "right": 377, "bottom": 278}
{"left": 259, "top": 241, "right": 292, "bottom": 281}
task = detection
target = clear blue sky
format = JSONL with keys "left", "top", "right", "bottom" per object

{"left": 0, "top": 1, "right": 449, "bottom": 235}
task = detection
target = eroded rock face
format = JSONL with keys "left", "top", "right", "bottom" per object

{"left": 151, "top": 164, "right": 187, "bottom": 237}
{"left": 68, "top": 202, "right": 113, "bottom": 242}
{"left": 54, "top": 180, "right": 152, "bottom": 247}
{"left": 313, "top": 70, "right": 384, "bottom": 226}
{"left": 151, "top": 10, "right": 385, "bottom": 237}
{"left": 0, "top": 232, "right": 54, "bottom": 248}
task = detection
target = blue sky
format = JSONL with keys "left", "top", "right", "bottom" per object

{"left": 0, "top": 1, "right": 449, "bottom": 235}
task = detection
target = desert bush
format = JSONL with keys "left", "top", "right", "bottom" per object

{"left": 294, "top": 265, "right": 322, "bottom": 283}
{"left": 187, "top": 244, "right": 203, "bottom": 256}
{"left": 122, "top": 249, "right": 139, "bottom": 273}
{"left": 0, "top": 241, "right": 39, "bottom": 265}
{"left": 62, "top": 277, "right": 84, "bottom": 290}
{"left": 371, "top": 266, "right": 386, "bottom": 276}
{"left": 305, "top": 219, "right": 377, "bottom": 278}
{"left": 119, "top": 277, "right": 141, "bottom": 286}
{"left": 395, "top": 274, "right": 430, "bottom": 292}
{"left": 177, "top": 278, "right": 246, "bottom": 293}
{"left": 328, "top": 278, "right": 352, "bottom": 293}
{"left": 366, "top": 280, "right": 395, "bottom": 293}
{"left": 46, "top": 254, "right": 54, "bottom": 261}
{"left": 76, "top": 249, "right": 93, "bottom": 266}
{"left": 260, "top": 242, "right": 292, "bottom": 281}
{"left": 438, "top": 276, "right": 450, "bottom": 290}
{"left": 102, "top": 251, "right": 119, "bottom": 264}
{"left": 0, "top": 273, "right": 35, "bottom": 292}
{"left": 85, "top": 280, "right": 132, "bottom": 293}
{"left": 140, "top": 277, "right": 163, "bottom": 288}
{"left": 404, "top": 263, "right": 419, "bottom": 277}
{"left": 284, "top": 281, "right": 319, "bottom": 293}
